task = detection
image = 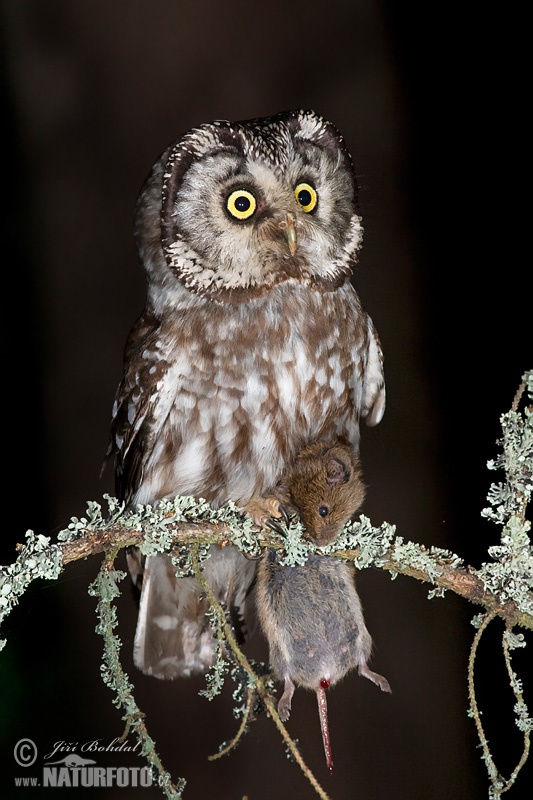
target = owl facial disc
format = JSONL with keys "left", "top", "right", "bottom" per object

{"left": 135, "top": 109, "right": 362, "bottom": 302}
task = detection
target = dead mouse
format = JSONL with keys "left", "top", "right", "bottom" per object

{"left": 275, "top": 438, "right": 366, "bottom": 546}
{"left": 256, "top": 551, "right": 391, "bottom": 771}
{"left": 256, "top": 441, "right": 389, "bottom": 769}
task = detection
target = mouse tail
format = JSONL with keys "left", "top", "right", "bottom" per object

{"left": 316, "top": 681, "right": 334, "bottom": 772}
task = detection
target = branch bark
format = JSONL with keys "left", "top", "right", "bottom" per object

{"left": 53, "top": 519, "right": 533, "bottom": 632}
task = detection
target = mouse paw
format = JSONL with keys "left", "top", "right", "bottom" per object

{"left": 277, "top": 696, "right": 292, "bottom": 722}
{"left": 277, "top": 675, "right": 295, "bottom": 721}
{"left": 359, "top": 663, "right": 392, "bottom": 693}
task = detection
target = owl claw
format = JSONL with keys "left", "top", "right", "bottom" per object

{"left": 242, "top": 495, "right": 288, "bottom": 532}
{"left": 265, "top": 504, "right": 291, "bottom": 534}
{"left": 242, "top": 547, "right": 266, "bottom": 561}
{"left": 278, "top": 504, "right": 291, "bottom": 525}
{"left": 265, "top": 518, "right": 285, "bottom": 535}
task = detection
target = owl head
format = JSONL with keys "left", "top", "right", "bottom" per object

{"left": 135, "top": 109, "right": 363, "bottom": 303}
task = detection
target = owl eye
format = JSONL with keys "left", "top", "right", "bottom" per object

{"left": 294, "top": 182, "right": 318, "bottom": 213}
{"left": 226, "top": 189, "right": 257, "bottom": 220}
{"left": 318, "top": 505, "right": 330, "bottom": 518}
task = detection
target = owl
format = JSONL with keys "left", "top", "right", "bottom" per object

{"left": 109, "top": 109, "right": 385, "bottom": 680}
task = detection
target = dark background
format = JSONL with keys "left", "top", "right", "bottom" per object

{"left": 1, "top": 2, "right": 530, "bottom": 799}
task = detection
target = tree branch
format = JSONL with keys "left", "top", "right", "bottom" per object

{"left": 41, "top": 517, "right": 530, "bottom": 632}
{"left": 0, "top": 370, "right": 531, "bottom": 800}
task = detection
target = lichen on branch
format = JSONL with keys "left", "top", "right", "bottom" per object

{"left": 0, "top": 370, "right": 531, "bottom": 800}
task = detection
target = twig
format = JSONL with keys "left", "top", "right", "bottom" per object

{"left": 468, "top": 609, "right": 503, "bottom": 789}
{"left": 500, "top": 630, "right": 531, "bottom": 792}
{"left": 91, "top": 553, "right": 185, "bottom": 799}
{"left": 208, "top": 688, "right": 254, "bottom": 761}
{"left": 467, "top": 611, "right": 531, "bottom": 798}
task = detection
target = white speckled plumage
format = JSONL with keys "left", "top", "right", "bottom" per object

{"left": 109, "top": 110, "right": 385, "bottom": 679}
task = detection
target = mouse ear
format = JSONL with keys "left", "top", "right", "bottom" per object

{"left": 325, "top": 457, "right": 350, "bottom": 485}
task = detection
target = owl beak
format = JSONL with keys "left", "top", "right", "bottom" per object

{"left": 281, "top": 212, "right": 297, "bottom": 256}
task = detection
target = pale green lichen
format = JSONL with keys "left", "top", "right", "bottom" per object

{"left": 0, "top": 531, "right": 63, "bottom": 649}
{"left": 470, "top": 613, "right": 486, "bottom": 630}
{"left": 501, "top": 630, "right": 532, "bottom": 734}
{"left": 466, "top": 372, "right": 532, "bottom": 799}
{"left": 57, "top": 495, "right": 122, "bottom": 542}
{"left": 427, "top": 586, "right": 447, "bottom": 599}
{"left": 324, "top": 515, "right": 397, "bottom": 568}
{"left": 475, "top": 371, "right": 533, "bottom": 616}
{"left": 476, "top": 515, "right": 533, "bottom": 615}
{"left": 89, "top": 566, "right": 185, "bottom": 799}
{"left": 0, "top": 373, "right": 531, "bottom": 799}
{"left": 503, "top": 629, "right": 528, "bottom": 651}
{"left": 392, "top": 537, "right": 443, "bottom": 580}
{"left": 274, "top": 519, "right": 314, "bottom": 566}
{"left": 198, "top": 606, "right": 230, "bottom": 701}
{"left": 230, "top": 660, "right": 273, "bottom": 720}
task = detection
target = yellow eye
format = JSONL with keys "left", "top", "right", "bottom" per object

{"left": 226, "top": 189, "right": 257, "bottom": 220}
{"left": 294, "top": 182, "right": 318, "bottom": 213}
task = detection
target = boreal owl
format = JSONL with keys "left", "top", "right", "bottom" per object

{"left": 109, "top": 109, "right": 385, "bottom": 679}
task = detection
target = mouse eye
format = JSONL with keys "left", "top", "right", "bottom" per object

{"left": 318, "top": 505, "right": 330, "bottom": 518}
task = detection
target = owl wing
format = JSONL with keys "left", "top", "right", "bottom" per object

{"left": 361, "top": 317, "right": 386, "bottom": 427}
{"left": 110, "top": 312, "right": 176, "bottom": 504}
{"left": 110, "top": 314, "right": 174, "bottom": 606}
{"left": 110, "top": 312, "right": 257, "bottom": 678}
{"left": 110, "top": 314, "right": 215, "bottom": 679}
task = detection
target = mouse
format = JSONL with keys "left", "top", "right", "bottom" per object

{"left": 274, "top": 438, "right": 366, "bottom": 546}
{"left": 256, "top": 445, "right": 391, "bottom": 771}
{"left": 256, "top": 552, "right": 391, "bottom": 771}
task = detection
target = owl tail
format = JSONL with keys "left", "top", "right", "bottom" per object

{"left": 132, "top": 547, "right": 256, "bottom": 679}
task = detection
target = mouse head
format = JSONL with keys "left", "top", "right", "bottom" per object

{"left": 285, "top": 441, "right": 365, "bottom": 546}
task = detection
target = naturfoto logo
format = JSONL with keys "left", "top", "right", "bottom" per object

{"left": 13, "top": 738, "right": 153, "bottom": 790}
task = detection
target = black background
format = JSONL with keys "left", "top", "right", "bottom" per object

{"left": 1, "top": 2, "right": 531, "bottom": 798}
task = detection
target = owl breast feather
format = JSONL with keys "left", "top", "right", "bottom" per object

{"left": 127, "top": 280, "right": 374, "bottom": 507}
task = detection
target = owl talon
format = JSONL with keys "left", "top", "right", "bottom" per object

{"left": 278, "top": 504, "right": 291, "bottom": 525}
{"left": 265, "top": 518, "right": 285, "bottom": 535}
{"left": 243, "top": 495, "right": 286, "bottom": 530}
{"left": 242, "top": 547, "right": 266, "bottom": 561}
